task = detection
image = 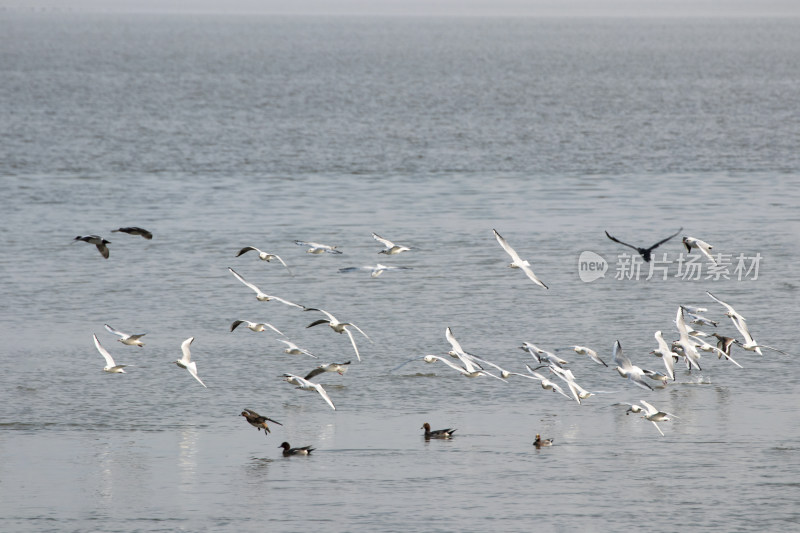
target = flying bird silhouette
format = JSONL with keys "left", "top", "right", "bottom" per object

{"left": 604, "top": 227, "right": 682, "bottom": 262}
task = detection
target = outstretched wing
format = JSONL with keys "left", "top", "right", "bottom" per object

{"left": 236, "top": 246, "right": 260, "bottom": 257}
{"left": 186, "top": 361, "right": 207, "bottom": 388}
{"left": 104, "top": 323, "right": 126, "bottom": 338}
{"left": 228, "top": 267, "right": 261, "bottom": 294}
{"left": 604, "top": 231, "right": 639, "bottom": 252}
{"left": 493, "top": 229, "right": 523, "bottom": 263}
{"left": 646, "top": 227, "right": 683, "bottom": 252}
{"left": 372, "top": 233, "right": 394, "bottom": 248}
{"left": 519, "top": 264, "right": 548, "bottom": 289}
{"left": 93, "top": 334, "right": 116, "bottom": 367}
{"left": 272, "top": 254, "right": 293, "bottom": 275}
{"left": 343, "top": 327, "right": 362, "bottom": 362}
{"left": 270, "top": 294, "right": 304, "bottom": 309}
{"left": 313, "top": 383, "right": 336, "bottom": 410}
{"left": 180, "top": 337, "right": 194, "bottom": 364}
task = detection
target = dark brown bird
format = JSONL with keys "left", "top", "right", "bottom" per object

{"left": 421, "top": 422, "right": 456, "bottom": 439}
{"left": 112, "top": 226, "right": 153, "bottom": 239}
{"left": 240, "top": 409, "right": 282, "bottom": 436}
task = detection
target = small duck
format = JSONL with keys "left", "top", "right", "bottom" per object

{"left": 240, "top": 409, "right": 282, "bottom": 436}
{"left": 533, "top": 434, "right": 554, "bottom": 448}
{"left": 421, "top": 422, "right": 456, "bottom": 439}
{"left": 73, "top": 235, "right": 111, "bottom": 259}
{"left": 279, "top": 442, "right": 314, "bottom": 456}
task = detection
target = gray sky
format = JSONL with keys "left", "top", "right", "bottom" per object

{"left": 4, "top": 0, "right": 800, "bottom": 17}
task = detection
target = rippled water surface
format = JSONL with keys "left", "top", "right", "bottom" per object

{"left": 1, "top": 12, "right": 799, "bottom": 532}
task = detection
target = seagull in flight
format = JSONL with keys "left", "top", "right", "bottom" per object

{"left": 524, "top": 365, "right": 572, "bottom": 399}
{"left": 228, "top": 267, "right": 304, "bottom": 308}
{"left": 674, "top": 307, "right": 703, "bottom": 371}
{"left": 282, "top": 373, "right": 336, "bottom": 410}
{"left": 604, "top": 227, "right": 682, "bottom": 262}
{"left": 639, "top": 399, "right": 678, "bottom": 437}
{"left": 683, "top": 236, "right": 717, "bottom": 263}
{"left": 173, "top": 337, "right": 207, "bottom": 388}
{"left": 305, "top": 308, "right": 371, "bottom": 361}
{"left": 230, "top": 320, "right": 284, "bottom": 335}
{"left": 111, "top": 227, "right": 153, "bottom": 239}
{"left": 613, "top": 340, "right": 653, "bottom": 391}
{"left": 277, "top": 339, "right": 318, "bottom": 358}
{"left": 573, "top": 345, "right": 608, "bottom": 367}
{"left": 104, "top": 324, "right": 146, "bottom": 347}
{"left": 93, "top": 334, "right": 130, "bottom": 373}
{"left": 294, "top": 240, "right": 342, "bottom": 254}
{"left": 492, "top": 229, "right": 548, "bottom": 289}
{"left": 423, "top": 354, "right": 507, "bottom": 382}
{"left": 73, "top": 235, "right": 110, "bottom": 259}
{"left": 705, "top": 291, "right": 747, "bottom": 323}
{"left": 235, "top": 247, "right": 293, "bottom": 275}
{"left": 372, "top": 233, "right": 411, "bottom": 255}
{"left": 304, "top": 361, "right": 351, "bottom": 380}
{"left": 520, "top": 342, "right": 567, "bottom": 368}
{"left": 651, "top": 330, "right": 678, "bottom": 381}
{"left": 338, "top": 264, "right": 413, "bottom": 278}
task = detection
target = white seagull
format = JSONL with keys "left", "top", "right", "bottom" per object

{"left": 613, "top": 402, "right": 645, "bottom": 415}
{"left": 372, "top": 233, "right": 411, "bottom": 255}
{"left": 294, "top": 240, "right": 342, "bottom": 254}
{"left": 228, "top": 267, "right": 304, "bottom": 308}
{"left": 73, "top": 235, "right": 110, "bottom": 259}
{"left": 525, "top": 365, "right": 572, "bottom": 399}
{"left": 423, "top": 354, "right": 507, "bottom": 382}
{"left": 550, "top": 366, "right": 595, "bottom": 404}
{"left": 235, "top": 246, "right": 293, "bottom": 275}
{"left": 304, "top": 361, "right": 351, "bottom": 380}
{"left": 706, "top": 291, "right": 747, "bottom": 323}
{"left": 492, "top": 229, "right": 548, "bottom": 289}
{"left": 520, "top": 342, "right": 567, "bottom": 368}
{"left": 683, "top": 310, "right": 719, "bottom": 328}
{"left": 282, "top": 374, "right": 336, "bottom": 410}
{"left": 104, "top": 323, "right": 146, "bottom": 347}
{"left": 443, "top": 327, "right": 509, "bottom": 379}
{"left": 612, "top": 340, "right": 654, "bottom": 391}
{"left": 305, "top": 307, "right": 371, "bottom": 361}
{"left": 338, "top": 264, "right": 413, "bottom": 278}
{"left": 93, "top": 334, "right": 130, "bottom": 373}
{"left": 639, "top": 399, "right": 677, "bottom": 437}
{"left": 693, "top": 338, "right": 743, "bottom": 368}
{"left": 277, "top": 339, "right": 318, "bottom": 358}
{"left": 728, "top": 316, "right": 788, "bottom": 356}
{"left": 230, "top": 320, "right": 284, "bottom": 335}
{"left": 573, "top": 345, "right": 608, "bottom": 367}
{"left": 681, "top": 305, "right": 708, "bottom": 315}
{"left": 651, "top": 330, "right": 678, "bottom": 381}
{"left": 675, "top": 307, "right": 703, "bottom": 370}
{"left": 173, "top": 337, "right": 207, "bottom": 388}
{"left": 682, "top": 236, "right": 717, "bottom": 263}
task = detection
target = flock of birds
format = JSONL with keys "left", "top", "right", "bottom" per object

{"left": 75, "top": 225, "right": 787, "bottom": 455}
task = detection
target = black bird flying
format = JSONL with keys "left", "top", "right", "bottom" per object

{"left": 604, "top": 227, "right": 683, "bottom": 262}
